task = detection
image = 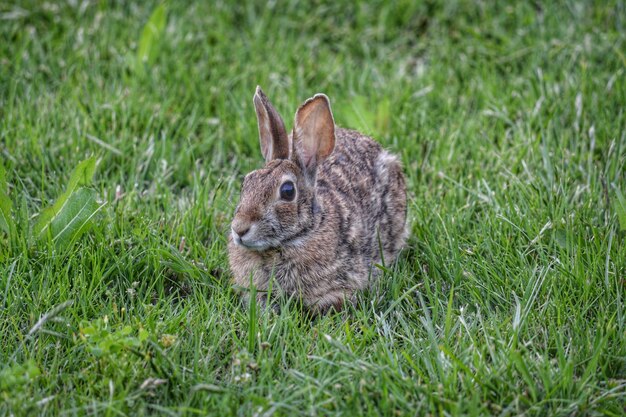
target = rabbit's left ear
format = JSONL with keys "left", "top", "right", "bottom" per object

{"left": 254, "top": 86, "right": 290, "bottom": 162}
{"left": 293, "top": 94, "right": 335, "bottom": 181}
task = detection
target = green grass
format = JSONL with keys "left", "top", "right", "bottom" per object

{"left": 1, "top": 1, "right": 625, "bottom": 415}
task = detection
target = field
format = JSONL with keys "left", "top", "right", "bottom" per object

{"left": 1, "top": 1, "right": 625, "bottom": 415}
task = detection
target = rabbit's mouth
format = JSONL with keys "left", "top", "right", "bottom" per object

{"left": 231, "top": 228, "right": 273, "bottom": 252}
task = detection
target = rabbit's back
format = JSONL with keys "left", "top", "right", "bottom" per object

{"left": 316, "top": 127, "right": 407, "bottom": 266}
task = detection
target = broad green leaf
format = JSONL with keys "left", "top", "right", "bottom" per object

{"left": 138, "top": 328, "right": 149, "bottom": 342}
{"left": 553, "top": 229, "right": 568, "bottom": 249}
{"left": 81, "top": 325, "right": 97, "bottom": 337}
{"left": 614, "top": 188, "right": 626, "bottom": 231}
{"left": 45, "top": 188, "right": 103, "bottom": 248}
{"left": 0, "top": 360, "right": 41, "bottom": 391}
{"left": 135, "top": 3, "right": 167, "bottom": 75}
{"left": 33, "top": 157, "right": 96, "bottom": 238}
{"left": 0, "top": 162, "right": 13, "bottom": 236}
{"left": 33, "top": 157, "right": 102, "bottom": 247}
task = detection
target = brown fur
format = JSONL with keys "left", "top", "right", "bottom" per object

{"left": 228, "top": 88, "right": 407, "bottom": 315}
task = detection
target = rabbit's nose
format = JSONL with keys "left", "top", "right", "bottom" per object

{"left": 232, "top": 220, "right": 250, "bottom": 238}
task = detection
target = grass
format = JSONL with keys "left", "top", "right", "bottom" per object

{"left": 0, "top": 0, "right": 625, "bottom": 415}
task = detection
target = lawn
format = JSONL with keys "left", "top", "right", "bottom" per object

{"left": 1, "top": 1, "right": 625, "bottom": 416}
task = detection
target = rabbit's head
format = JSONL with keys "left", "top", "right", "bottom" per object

{"left": 230, "top": 87, "right": 335, "bottom": 252}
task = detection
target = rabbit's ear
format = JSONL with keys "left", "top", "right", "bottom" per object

{"left": 254, "top": 86, "right": 290, "bottom": 162}
{"left": 293, "top": 94, "right": 335, "bottom": 180}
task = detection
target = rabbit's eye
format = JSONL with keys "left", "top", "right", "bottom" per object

{"left": 279, "top": 181, "right": 296, "bottom": 201}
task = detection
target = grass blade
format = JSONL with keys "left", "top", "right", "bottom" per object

{"left": 135, "top": 3, "right": 167, "bottom": 75}
{"left": 0, "top": 162, "right": 14, "bottom": 236}
{"left": 613, "top": 187, "right": 626, "bottom": 231}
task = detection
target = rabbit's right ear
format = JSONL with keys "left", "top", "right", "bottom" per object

{"left": 293, "top": 94, "right": 335, "bottom": 183}
{"left": 253, "top": 86, "right": 290, "bottom": 162}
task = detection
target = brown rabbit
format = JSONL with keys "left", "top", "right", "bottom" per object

{"left": 228, "top": 87, "right": 407, "bottom": 314}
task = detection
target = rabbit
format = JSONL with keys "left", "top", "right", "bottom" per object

{"left": 228, "top": 87, "right": 407, "bottom": 315}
